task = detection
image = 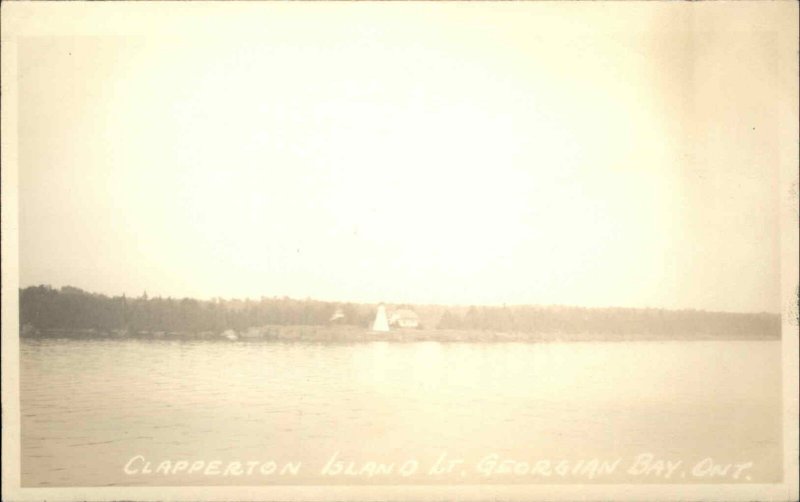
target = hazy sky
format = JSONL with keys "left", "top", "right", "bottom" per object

{"left": 17, "top": 4, "right": 789, "bottom": 312}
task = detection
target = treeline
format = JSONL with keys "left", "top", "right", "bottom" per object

{"left": 19, "top": 285, "right": 781, "bottom": 338}
{"left": 20, "top": 285, "right": 375, "bottom": 333}
{"left": 436, "top": 305, "right": 781, "bottom": 338}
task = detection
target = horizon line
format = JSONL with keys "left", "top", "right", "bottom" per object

{"left": 18, "top": 283, "right": 783, "bottom": 317}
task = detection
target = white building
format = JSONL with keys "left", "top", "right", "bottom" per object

{"left": 329, "top": 307, "right": 346, "bottom": 323}
{"left": 389, "top": 309, "right": 420, "bottom": 329}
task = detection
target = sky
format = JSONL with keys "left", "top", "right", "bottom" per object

{"left": 15, "top": 4, "right": 790, "bottom": 313}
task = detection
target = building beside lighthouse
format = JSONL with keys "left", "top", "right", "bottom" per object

{"left": 329, "top": 307, "right": 346, "bottom": 324}
{"left": 389, "top": 309, "right": 420, "bottom": 329}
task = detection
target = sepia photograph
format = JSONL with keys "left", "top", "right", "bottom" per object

{"left": 2, "top": 2, "right": 798, "bottom": 501}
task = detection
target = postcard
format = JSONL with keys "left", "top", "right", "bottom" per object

{"left": 2, "top": 2, "right": 798, "bottom": 501}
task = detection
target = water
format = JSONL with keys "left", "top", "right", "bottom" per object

{"left": 20, "top": 338, "right": 782, "bottom": 486}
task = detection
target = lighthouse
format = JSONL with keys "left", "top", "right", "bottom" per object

{"left": 371, "top": 304, "right": 390, "bottom": 332}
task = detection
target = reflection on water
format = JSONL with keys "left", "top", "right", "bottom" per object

{"left": 21, "top": 339, "right": 781, "bottom": 486}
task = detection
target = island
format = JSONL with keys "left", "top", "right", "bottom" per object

{"left": 19, "top": 285, "right": 781, "bottom": 342}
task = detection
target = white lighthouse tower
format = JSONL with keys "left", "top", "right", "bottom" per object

{"left": 371, "top": 304, "right": 390, "bottom": 332}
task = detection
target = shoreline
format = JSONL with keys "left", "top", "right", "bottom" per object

{"left": 20, "top": 325, "right": 781, "bottom": 343}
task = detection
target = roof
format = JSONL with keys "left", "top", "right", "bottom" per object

{"left": 391, "top": 309, "right": 419, "bottom": 320}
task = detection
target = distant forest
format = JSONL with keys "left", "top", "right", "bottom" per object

{"left": 19, "top": 285, "right": 781, "bottom": 338}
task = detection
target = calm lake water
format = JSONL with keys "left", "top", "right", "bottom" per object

{"left": 20, "top": 338, "right": 782, "bottom": 486}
